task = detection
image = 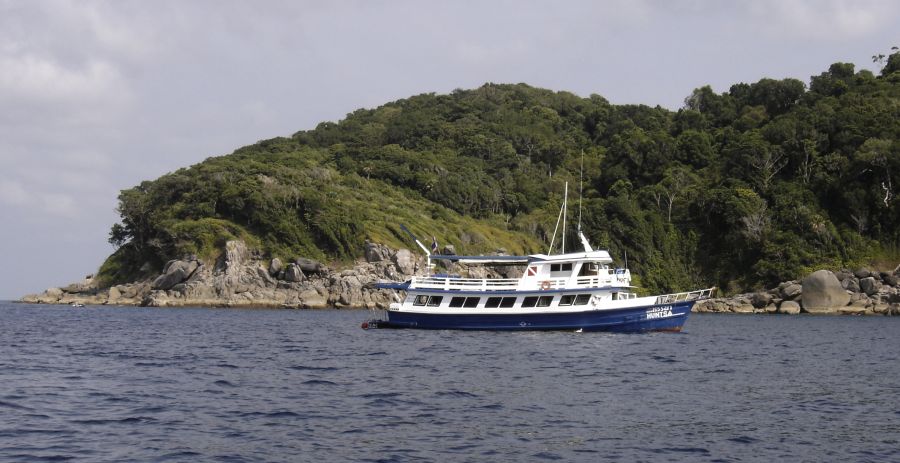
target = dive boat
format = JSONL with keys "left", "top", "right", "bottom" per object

{"left": 364, "top": 231, "right": 714, "bottom": 332}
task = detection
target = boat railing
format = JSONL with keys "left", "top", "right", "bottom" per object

{"left": 410, "top": 274, "right": 634, "bottom": 291}
{"left": 574, "top": 274, "right": 629, "bottom": 287}
{"left": 654, "top": 287, "right": 717, "bottom": 304}
{"left": 412, "top": 276, "right": 521, "bottom": 291}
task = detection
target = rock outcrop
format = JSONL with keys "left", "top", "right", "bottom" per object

{"left": 693, "top": 266, "right": 900, "bottom": 316}
{"left": 801, "top": 270, "right": 851, "bottom": 313}
{"left": 20, "top": 239, "right": 428, "bottom": 309}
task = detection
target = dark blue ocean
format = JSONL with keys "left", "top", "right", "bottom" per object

{"left": 1, "top": 302, "right": 898, "bottom": 462}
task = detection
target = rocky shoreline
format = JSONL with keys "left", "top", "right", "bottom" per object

{"left": 20, "top": 240, "right": 424, "bottom": 309}
{"left": 19, "top": 240, "right": 900, "bottom": 316}
{"left": 695, "top": 267, "right": 900, "bottom": 316}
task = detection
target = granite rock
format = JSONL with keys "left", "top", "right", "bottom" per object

{"left": 801, "top": 270, "right": 850, "bottom": 313}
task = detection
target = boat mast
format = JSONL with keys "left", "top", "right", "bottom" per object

{"left": 562, "top": 182, "right": 567, "bottom": 254}
{"left": 577, "top": 149, "right": 583, "bottom": 233}
{"left": 546, "top": 182, "right": 568, "bottom": 255}
{"left": 547, "top": 199, "right": 562, "bottom": 255}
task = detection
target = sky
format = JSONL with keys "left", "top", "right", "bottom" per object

{"left": 1, "top": 0, "right": 898, "bottom": 299}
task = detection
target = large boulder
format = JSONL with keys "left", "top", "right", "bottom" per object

{"left": 730, "top": 297, "right": 755, "bottom": 313}
{"left": 269, "top": 258, "right": 283, "bottom": 276}
{"left": 364, "top": 241, "right": 392, "bottom": 263}
{"left": 780, "top": 283, "right": 802, "bottom": 299}
{"left": 801, "top": 270, "right": 851, "bottom": 313}
{"left": 859, "top": 277, "right": 879, "bottom": 296}
{"left": 392, "top": 249, "right": 417, "bottom": 275}
{"left": 283, "top": 263, "right": 305, "bottom": 282}
{"left": 295, "top": 257, "right": 326, "bottom": 274}
{"left": 841, "top": 277, "right": 860, "bottom": 293}
{"left": 45, "top": 287, "right": 64, "bottom": 299}
{"left": 879, "top": 291, "right": 900, "bottom": 304}
{"left": 151, "top": 259, "right": 199, "bottom": 290}
{"left": 881, "top": 273, "right": 898, "bottom": 287}
{"left": 107, "top": 286, "right": 121, "bottom": 303}
{"left": 152, "top": 267, "right": 187, "bottom": 290}
{"left": 256, "top": 266, "right": 276, "bottom": 286}
{"left": 853, "top": 268, "right": 871, "bottom": 279}
{"left": 751, "top": 292, "right": 772, "bottom": 308}
{"left": 778, "top": 301, "right": 801, "bottom": 315}
{"left": 61, "top": 283, "right": 90, "bottom": 294}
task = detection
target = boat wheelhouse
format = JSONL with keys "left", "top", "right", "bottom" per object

{"left": 365, "top": 232, "right": 714, "bottom": 332}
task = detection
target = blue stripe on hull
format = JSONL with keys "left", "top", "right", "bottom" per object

{"left": 380, "top": 301, "right": 695, "bottom": 333}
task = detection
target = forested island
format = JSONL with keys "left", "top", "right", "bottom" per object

{"left": 22, "top": 50, "right": 900, "bottom": 312}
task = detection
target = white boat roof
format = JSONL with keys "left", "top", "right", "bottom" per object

{"left": 429, "top": 250, "right": 613, "bottom": 265}
{"left": 529, "top": 250, "right": 613, "bottom": 263}
{"left": 429, "top": 255, "right": 530, "bottom": 264}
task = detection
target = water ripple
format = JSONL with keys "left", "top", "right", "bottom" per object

{"left": 1, "top": 304, "right": 899, "bottom": 462}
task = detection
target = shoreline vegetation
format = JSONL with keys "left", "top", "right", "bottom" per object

{"left": 19, "top": 52, "right": 900, "bottom": 309}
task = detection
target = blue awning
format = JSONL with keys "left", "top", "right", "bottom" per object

{"left": 373, "top": 280, "right": 411, "bottom": 290}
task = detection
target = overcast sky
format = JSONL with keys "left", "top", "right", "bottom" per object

{"left": 1, "top": 0, "right": 897, "bottom": 299}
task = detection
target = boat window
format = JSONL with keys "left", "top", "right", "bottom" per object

{"left": 449, "top": 297, "right": 466, "bottom": 308}
{"left": 550, "top": 263, "right": 573, "bottom": 273}
{"left": 521, "top": 296, "right": 538, "bottom": 308}
{"left": 463, "top": 297, "right": 480, "bottom": 308}
{"left": 574, "top": 295, "right": 591, "bottom": 305}
{"left": 413, "top": 295, "right": 429, "bottom": 306}
{"left": 485, "top": 297, "right": 502, "bottom": 308}
{"left": 612, "top": 292, "right": 617, "bottom": 301}
{"left": 559, "top": 295, "right": 575, "bottom": 306}
{"left": 499, "top": 297, "right": 516, "bottom": 308}
{"left": 537, "top": 296, "right": 553, "bottom": 307}
{"left": 579, "top": 263, "right": 599, "bottom": 276}
{"left": 426, "top": 296, "right": 443, "bottom": 307}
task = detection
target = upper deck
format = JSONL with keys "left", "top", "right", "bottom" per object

{"left": 412, "top": 251, "right": 629, "bottom": 292}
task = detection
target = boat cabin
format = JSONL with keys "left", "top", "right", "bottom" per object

{"left": 412, "top": 250, "right": 631, "bottom": 292}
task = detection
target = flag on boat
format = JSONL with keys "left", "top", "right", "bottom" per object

{"left": 431, "top": 236, "right": 438, "bottom": 254}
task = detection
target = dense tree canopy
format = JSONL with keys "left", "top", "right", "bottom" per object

{"left": 101, "top": 52, "right": 900, "bottom": 294}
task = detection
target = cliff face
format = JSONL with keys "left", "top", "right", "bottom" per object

{"left": 21, "top": 240, "right": 423, "bottom": 309}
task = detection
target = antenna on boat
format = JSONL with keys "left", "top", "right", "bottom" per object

{"left": 578, "top": 149, "right": 584, "bottom": 233}
{"left": 574, "top": 149, "right": 594, "bottom": 253}
{"left": 562, "top": 182, "right": 567, "bottom": 254}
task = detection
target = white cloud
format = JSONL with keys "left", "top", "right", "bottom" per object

{"left": 0, "top": 178, "right": 80, "bottom": 218}
{"left": 0, "top": 179, "right": 29, "bottom": 206}
{"left": 38, "top": 192, "right": 79, "bottom": 219}
{"left": 748, "top": 0, "right": 897, "bottom": 40}
{"left": 0, "top": 53, "right": 128, "bottom": 105}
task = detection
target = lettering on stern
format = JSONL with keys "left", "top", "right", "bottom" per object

{"left": 645, "top": 305, "right": 674, "bottom": 320}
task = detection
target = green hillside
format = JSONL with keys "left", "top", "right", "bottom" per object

{"left": 100, "top": 50, "right": 900, "bottom": 294}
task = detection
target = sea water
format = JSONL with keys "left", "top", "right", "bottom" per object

{"left": 1, "top": 302, "right": 898, "bottom": 462}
